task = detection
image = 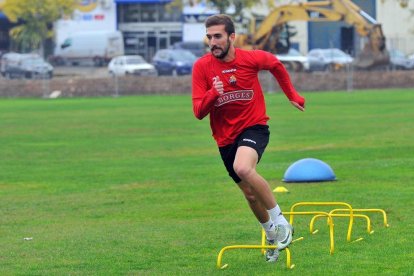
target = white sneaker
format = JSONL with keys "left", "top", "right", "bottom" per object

{"left": 265, "top": 239, "right": 279, "bottom": 262}
{"left": 275, "top": 224, "right": 293, "bottom": 250}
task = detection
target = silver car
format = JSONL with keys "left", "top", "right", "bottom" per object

{"left": 108, "top": 55, "right": 157, "bottom": 76}
{"left": 307, "top": 48, "right": 353, "bottom": 72}
{"left": 276, "top": 48, "right": 310, "bottom": 72}
{"left": 389, "top": 49, "right": 414, "bottom": 70}
{"left": 1, "top": 53, "right": 53, "bottom": 79}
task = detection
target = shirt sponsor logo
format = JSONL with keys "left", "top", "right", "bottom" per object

{"left": 222, "top": 68, "right": 237, "bottom": 73}
{"left": 215, "top": 90, "right": 254, "bottom": 107}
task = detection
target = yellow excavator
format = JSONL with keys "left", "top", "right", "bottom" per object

{"left": 235, "top": 0, "right": 390, "bottom": 69}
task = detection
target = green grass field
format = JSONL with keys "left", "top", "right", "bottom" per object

{"left": 0, "top": 89, "right": 413, "bottom": 275}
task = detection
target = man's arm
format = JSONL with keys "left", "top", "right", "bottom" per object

{"left": 256, "top": 51, "right": 305, "bottom": 111}
{"left": 192, "top": 62, "right": 221, "bottom": 119}
{"left": 271, "top": 61, "right": 305, "bottom": 111}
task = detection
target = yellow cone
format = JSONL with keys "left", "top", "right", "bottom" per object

{"left": 273, "top": 186, "right": 289, "bottom": 193}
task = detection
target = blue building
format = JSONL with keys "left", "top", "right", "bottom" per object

{"left": 307, "top": 0, "right": 376, "bottom": 55}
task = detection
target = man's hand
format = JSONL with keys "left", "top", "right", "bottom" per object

{"left": 290, "top": 101, "right": 305, "bottom": 111}
{"left": 212, "top": 76, "right": 224, "bottom": 95}
{"left": 290, "top": 95, "right": 305, "bottom": 111}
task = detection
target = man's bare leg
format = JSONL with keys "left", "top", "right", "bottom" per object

{"left": 237, "top": 180, "right": 269, "bottom": 223}
{"left": 233, "top": 146, "right": 276, "bottom": 210}
{"left": 234, "top": 146, "right": 293, "bottom": 251}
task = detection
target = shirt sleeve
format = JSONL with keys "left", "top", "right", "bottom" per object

{"left": 192, "top": 59, "right": 220, "bottom": 120}
{"left": 255, "top": 50, "right": 305, "bottom": 107}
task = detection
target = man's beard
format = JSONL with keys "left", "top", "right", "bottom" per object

{"left": 211, "top": 39, "right": 231, "bottom": 59}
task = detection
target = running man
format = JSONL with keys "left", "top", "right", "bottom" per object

{"left": 191, "top": 14, "right": 305, "bottom": 262}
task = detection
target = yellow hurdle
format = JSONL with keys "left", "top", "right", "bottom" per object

{"left": 216, "top": 245, "right": 294, "bottom": 270}
{"left": 289, "top": 202, "right": 354, "bottom": 242}
{"left": 310, "top": 213, "right": 374, "bottom": 236}
{"left": 329, "top": 208, "right": 389, "bottom": 227}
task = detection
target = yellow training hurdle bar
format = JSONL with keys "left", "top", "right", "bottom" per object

{"left": 329, "top": 208, "right": 389, "bottom": 228}
{"left": 309, "top": 214, "right": 374, "bottom": 242}
{"left": 310, "top": 213, "right": 373, "bottom": 236}
{"left": 309, "top": 207, "right": 389, "bottom": 241}
{"left": 289, "top": 202, "right": 354, "bottom": 242}
{"left": 217, "top": 245, "right": 294, "bottom": 270}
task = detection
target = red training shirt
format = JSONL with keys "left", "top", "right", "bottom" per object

{"left": 192, "top": 48, "right": 304, "bottom": 147}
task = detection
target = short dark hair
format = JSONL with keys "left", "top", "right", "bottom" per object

{"left": 205, "top": 14, "right": 235, "bottom": 36}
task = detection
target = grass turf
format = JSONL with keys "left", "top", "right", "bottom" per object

{"left": 0, "top": 89, "right": 413, "bottom": 275}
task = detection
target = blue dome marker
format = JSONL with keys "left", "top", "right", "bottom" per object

{"left": 283, "top": 158, "right": 336, "bottom": 183}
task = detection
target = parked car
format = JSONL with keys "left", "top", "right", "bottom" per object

{"left": 0, "top": 52, "right": 53, "bottom": 79}
{"left": 108, "top": 55, "right": 157, "bottom": 76}
{"left": 389, "top": 49, "right": 414, "bottom": 70}
{"left": 152, "top": 49, "right": 197, "bottom": 76}
{"left": 307, "top": 48, "right": 353, "bottom": 71}
{"left": 171, "top": 41, "right": 208, "bottom": 57}
{"left": 276, "top": 48, "right": 310, "bottom": 72}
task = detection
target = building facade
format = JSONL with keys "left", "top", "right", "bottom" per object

{"left": 116, "top": 0, "right": 182, "bottom": 61}
{"left": 1, "top": 0, "right": 413, "bottom": 60}
{"left": 378, "top": 0, "right": 414, "bottom": 54}
{"left": 53, "top": 0, "right": 182, "bottom": 61}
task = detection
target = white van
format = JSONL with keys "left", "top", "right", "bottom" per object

{"left": 52, "top": 31, "right": 124, "bottom": 66}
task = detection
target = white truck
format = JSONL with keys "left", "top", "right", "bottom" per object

{"left": 52, "top": 31, "right": 124, "bottom": 66}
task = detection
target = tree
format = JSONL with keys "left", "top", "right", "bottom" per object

{"left": 2, "top": 0, "right": 76, "bottom": 55}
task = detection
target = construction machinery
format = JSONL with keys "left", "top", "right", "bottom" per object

{"left": 235, "top": 0, "right": 390, "bottom": 69}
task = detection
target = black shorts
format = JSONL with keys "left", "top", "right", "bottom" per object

{"left": 219, "top": 124, "right": 270, "bottom": 183}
